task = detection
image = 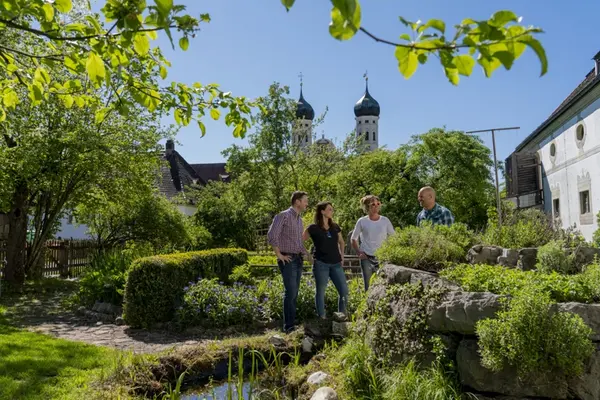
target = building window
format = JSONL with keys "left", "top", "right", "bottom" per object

{"left": 373, "top": 132, "right": 376, "bottom": 141}
{"left": 365, "top": 132, "right": 369, "bottom": 141}
{"left": 552, "top": 198, "right": 560, "bottom": 218}
{"left": 365, "top": 120, "right": 369, "bottom": 124}
{"left": 358, "top": 121, "right": 361, "bottom": 124}
{"left": 305, "top": 135, "right": 308, "bottom": 143}
{"left": 576, "top": 124, "right": 585, "bottom": 141}
{"left": 580, "top": 190, "right": 591, "bottom": 215}
{"left": 550, "top": 143, "right": 556, "bottom": 157}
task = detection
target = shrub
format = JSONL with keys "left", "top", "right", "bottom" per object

{"left": 476, "top": 286, "right": 594, "bottom": 378}
{"left": 440, "top": 263, "right": 600, "bottom": 303}
{"left": 536, "top": 240, "right": 578, "bottom": 274}
{"left": 176, "top": 279, "right": 262, "bottom": 328}
{"left": 376, "top": 222, "right": 474, "bottom": 271}
{"left": 123, "top": 248, "right": 248, "bottom": 328}
{"left": 480, "top": 205, "right": 564, "bottom": 248}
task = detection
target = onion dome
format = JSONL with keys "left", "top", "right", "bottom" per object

{"left": 354, "top": 79, "right": 380, "bottom": 117}
{"left": 296, "top": 87, "right": 315, "bottom": 120}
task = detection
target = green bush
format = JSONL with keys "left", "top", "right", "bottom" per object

{"left": 123, "top": 248, "right": 248, "bottom": 328}
{"left": 176, "top": 279, "right": 262, "bottom": 328}
{"left": 477, "top": 286, "right": 594, "bottom": 378}
{"left": 480, "top": 205, "right": 564, "bottom": 248}
{"left": 440, "top": 263, "right": 600, "bottom": 303}
{"left": 536, "top": 240, "right": 578, "bottom": 274}
{"left": 376, "top": 222, "right": 474, "bottom": 271}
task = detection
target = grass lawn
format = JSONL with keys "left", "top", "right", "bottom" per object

{"left": 0, "top": 305, "right": 129, "bottom": 400}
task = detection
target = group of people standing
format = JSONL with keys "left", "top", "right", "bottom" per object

{"left": 267, "top": 187, "right": 454, "bottom": 333}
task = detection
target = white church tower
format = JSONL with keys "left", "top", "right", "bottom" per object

{"left": 293, "top": 74, "right": 314, "bottom": 150}
{"left": 354, "top": 73, "right": 380, "bottom": 152}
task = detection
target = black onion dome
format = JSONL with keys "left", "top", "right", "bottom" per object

{"left": 296, "top": 88, "right": 315, "bottom": 120}
{"left": 354, "top": 81, "right": 380, "bottom": 117}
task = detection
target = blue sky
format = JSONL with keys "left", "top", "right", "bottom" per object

{"left": 150, "top": 0, "right": 599, "bottom": 165}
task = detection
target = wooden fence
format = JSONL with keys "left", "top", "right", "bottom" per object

{"left": 250, "top": 254, "right": 363, "bottom": 280}
{"left": 0, "top": 239, "right": 98, "bottom": 278}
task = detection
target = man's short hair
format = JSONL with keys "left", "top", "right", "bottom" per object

{"left": 419, "top": 186, "right": 436, "bottom": 196}
{"left": 360, "top": 194, "right": 380, "bottom": 213}
{"left": 291, "top": 191, "right": 308, "bottom": 206}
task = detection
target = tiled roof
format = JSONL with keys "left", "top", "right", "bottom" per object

{"left": 190, "top": 163, "right": 231, "bottom": 183}
{"left": 158, "top": 150, "right": 206, "bottom": 199}
{"left": 516, "top": 67, "right": 600, "bottom": 151}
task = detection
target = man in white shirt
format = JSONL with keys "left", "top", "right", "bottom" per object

{"left": 351, "top": 195, "right": 395, "bottom": 291}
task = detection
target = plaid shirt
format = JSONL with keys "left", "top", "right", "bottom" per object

{"left": 417, "top": 203, "right": 454, "bottom": 227}
{"left": 267, "top": 207, "right": 306, "bottom": 255}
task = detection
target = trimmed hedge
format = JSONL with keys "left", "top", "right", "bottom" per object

{"left": 123, "top": 248, "right": 248, "bottom": 328}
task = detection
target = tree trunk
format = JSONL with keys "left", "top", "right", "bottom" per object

{"left": 5, "top": 184, "right": 29, "bottom": 285}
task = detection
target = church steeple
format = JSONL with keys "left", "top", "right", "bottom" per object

{"left": 293, "top": 73, "right": 313, "bottom": 150}
{"left": 354, "top": 72, "right": 380, "bottom": 152}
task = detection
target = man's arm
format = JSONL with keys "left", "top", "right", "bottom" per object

{"left": 386, "top": 218, "right": 395, "bottom": 236}
{"left": 351, "top": 220, "right": 366, "bottom": 259}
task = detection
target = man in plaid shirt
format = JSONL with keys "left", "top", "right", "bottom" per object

{"left": 267, "top": 191, "right": 309, "bottom": 333}
{"left": 416, "top": 186, "right": 455, "bottom": 227}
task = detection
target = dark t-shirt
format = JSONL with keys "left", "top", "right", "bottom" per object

{"left": 307, "top": 223, "right": 342, "bottom": 264}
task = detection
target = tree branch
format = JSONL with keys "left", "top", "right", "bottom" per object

{"left": 0, "top": 44, "right": 64, "bottom": 61}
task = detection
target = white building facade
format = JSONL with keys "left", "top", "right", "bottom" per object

{"left": 507, "top": 51, "right": 600, "bottom": 241}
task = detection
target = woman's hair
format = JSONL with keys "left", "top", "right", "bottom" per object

{"left": 360, "top": 195, "right": 380, "bottom": 214}
{"left": 314, "top": 201, "right": 339, "bottom": 230}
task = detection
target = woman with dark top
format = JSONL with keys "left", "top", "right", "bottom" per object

{"left": 303, "top": 201, "right": 349, "bottom": 319}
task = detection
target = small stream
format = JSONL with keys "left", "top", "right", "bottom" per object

{"left": 182, "top": 381, "right": 252, "bottom": 399}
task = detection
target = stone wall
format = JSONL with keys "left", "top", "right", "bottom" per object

{"left": 369, "top": 264, "right": 600, "bottom": 400}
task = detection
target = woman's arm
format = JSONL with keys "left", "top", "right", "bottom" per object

{"left": 338, "top": 231, "right": 345, "bottom": 263}
{"left": 302, "top": 227, "right": 310, "bottom": 242}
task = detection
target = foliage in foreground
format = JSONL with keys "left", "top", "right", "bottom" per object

{"left": 123, "top": 248, "right": 248, "bottom": 328}
{"left": 376, "top": 222, "right": 474, "bottom": 271}
{"left": 176, "top": 275, "right": 366, "bottom": 329}
{"left": 440, "top": 263, "right": 600, "bottom": 303}
{"left": 477, "top": 287, "right": 594, "bottom": 378}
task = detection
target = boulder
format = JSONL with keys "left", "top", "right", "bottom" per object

{"left": 574, "top": 247, "right": 600, "bottom": 267}
{"left": 556, "top": 302, "right": 600, "bottom": 341}
{"left": 310, "top": 387, "right": 338, "bottom": 400}
{"left": 378, "top": 264, "right": 460, "bottom": 291}
{"left": 332, "top": 321, "right": 349, "bottom": 337}
{"left": 332, "top": 312, "right": 347, "bottom": 322}
{"left": 517, "top": 248, "right": 537, "bottom": 271}
{"left": 302, "top": 336, "right": 314, "bottom": 353}
{"left": 366, "top": 283, "right": 387, "bottom": 309}
{"left": 498, "top": 249, "right": 519, "bottom": 268}
{"left": 307, "top": 371, "right": 330, "bottom": 386}
{"left": 568, "top": 345, "right": 600, "bottom": 400}
{"left": 428, "top": 291, "right": 503, "bottom": 334}
{"left": 456, "top": 339, "right": 568, "bottom": 398}
{"left": 268, "top": 335, "right": 286, "bottom": 347}
{"left": 115, "top": 316, "right": 125, "bottom": 326}
{"left": 467, "top": 246, "right": 503, "bottom": 265}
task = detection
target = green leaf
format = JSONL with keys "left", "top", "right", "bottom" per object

{"left": 63, "top": 94, "right": 74, "bottom": 108}
{"left": 64, "top": 56, "right": 79, "bottom": 71}
{"left": 399, "top": 16, "right": 419, "bottom": 31}
{"left": 174, "top": 108, "right": 183, "bottom": 124}
{"left": 281, "top": 0, "right": 295, "bottom": 11}
{"left": 478, "top": 55, "right": 502, "bottom": 78}
{"left": 494, "top": 51, "right": 515, "bottom": 70}
{"left": 489, "top": 10, "right": 518, "bottom": 27}
{"left": 86, "top": 52, "right": 106, "bottom": 85}
{"left": 198, "top": 120, "right": 206, "bottom": 137}
{"left": 85, "top": 15, "right": 102, "bottom": 33}
{"left": 210, "top": 108, "right": 220, "bottom": 120}
{"left": 179, "top": 36, "right": 189, "bottom": 51}
{"left": 331, "top": 0, "right": 357, "bottom": 20}
{"left": 54, "top": 0, "right": 72, "bottom": 13}
{"left": 444, "top": 67, "right": 459, "bottom": 85}
{"left": 160, "top": 65, "right": 168, "bottom": 80}
{"left": 454, "top": 55, "right": 475, "bottom": 76}
{"left": 0, "top": 107, "right": 5, "bottom": 122}
{"left": 95, "top": 108, "right": 108, "bottom": 124}
{"left": 133, "top": 34, "right": 150, "bottom": 55}
{"left": 2, "top": 90, "right": 18, "bottom": 108}
{"left": 328, "top": 1, "right": 361, "bottom": 41}
{"left": 154, "top": 0, "right": 173, "bottom": 17}
{"left": 28, "top": 82, "right": 44, "bottom": 103}
{"left": 399, "top": 33, "right": 411, "bottom": 41}
{"left": 519, "top": 36, "right": 548, "bottom": 76}
{"left": 395, "top": 47, "right": 418, "bottom": 79}
{"left": 42, "top": 3, "right": 55, "bottom": 22}
{"left": 34, "top": 67, "right": 50, "bottom": 84}
{"left": 65, "top": 23, "right": 86, "bottom": 33}
{"left": 418, "top": 18, "right": 445, "bottom": 34}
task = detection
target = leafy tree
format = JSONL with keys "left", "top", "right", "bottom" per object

{"left": 0, "top": 1, "right": 545, "bottom": 128}
{"left": 403, "top": 128, "right": 494, "bottom": 229}
{"left": 76, "top": 191, "right": 211, "bottom": 251}
{"left": 191, "top": 181, "right": 255, "bottom": 250}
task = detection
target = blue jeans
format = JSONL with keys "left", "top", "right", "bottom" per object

{"left": 278, "top": 254, "right": 303, "bottom": 332}
{"left": 313, "top": 260, "right": 349, "bottom": 318}
{"left": 361, "top": 256, "right": 379, "bottom": 291}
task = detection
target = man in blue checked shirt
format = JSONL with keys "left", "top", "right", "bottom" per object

{"left": 416, "top": 186, "right": 455, "bottom": 227}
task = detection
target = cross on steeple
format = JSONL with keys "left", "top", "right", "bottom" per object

{"left": 298, "top": 72, "right": 304, "bottom": 88}
{"left": 363, "top": 70, "right": 368, "bottom": 82}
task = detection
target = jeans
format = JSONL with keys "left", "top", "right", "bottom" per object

{"left": 278, "top": 254, "right": 303, "bottom": 332}
{"left": 313, "top": 260, "right": 349, "bottom": 318}
{"left": 360, "top": 255, "right": 380, "bottom": 291}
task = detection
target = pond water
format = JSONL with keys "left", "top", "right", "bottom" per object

{"left": 182, "top": 381, "right": 252, "bottom": 400}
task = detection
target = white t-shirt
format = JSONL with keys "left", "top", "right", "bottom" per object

{"left": 351, "top": 215, "right": 395, "bottom": 256}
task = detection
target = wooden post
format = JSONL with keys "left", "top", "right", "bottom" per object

{"left": 58, "top": 241, "right": 69, "bottom": 278}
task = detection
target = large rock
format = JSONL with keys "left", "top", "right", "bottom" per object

{"left": 497, "top": 249, "right": 519, "bottom": 268}
{"left": 574, "top": 247, "right": 600, "bottom": 267}
{"left": 556, "top": 302, "right": 600, "bottom": 341}
{"left": 310, "top": 387, "right": 337, "bottom": 400}
{"left": 517, "top": 248, "right": 537, "bottom": 271}
{"left": 307, "top": 371, "right": 330, "bottom": 386}
{"left": 428, "top": 291, "right": 503, "bottom": 334}
{"left": 378, "top": 264, "right": 460, "bottom": 291}
{"left": 467, "top": 245, "right": 504, "bottom": 265}
{"left": 568, "top": 345, "right": 600, "bottom": 400}
{"left": 456, "top": 339, "right": 568, "bottom": 398}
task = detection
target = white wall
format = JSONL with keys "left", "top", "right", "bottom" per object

{"left": 533, "top": 95, "right": 600, "bottom": 241}
{"left": 293, "top": 119, "right": 312, "bottom": 150}
{"left": 355, "top": 115, "right": 379, "bottom": 152}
